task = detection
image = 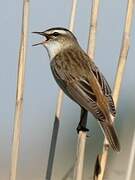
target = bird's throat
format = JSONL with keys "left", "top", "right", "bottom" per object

{"left": 44, "top": 41, "right": 74, "bottom": 60}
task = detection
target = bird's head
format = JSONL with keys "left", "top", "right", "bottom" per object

{"left": 33, "top": 27, "right": 79, "bottom": 59}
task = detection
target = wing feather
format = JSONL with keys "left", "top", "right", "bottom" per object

{"left": 90, "top": 62, "right": 116, "bottom": 116}
{"left": 66, "top": 80, "right": 105, "bottom": 121}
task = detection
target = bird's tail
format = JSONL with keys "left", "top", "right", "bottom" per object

{"left": 99, "top": 121, "right": 120, "bottom": 152}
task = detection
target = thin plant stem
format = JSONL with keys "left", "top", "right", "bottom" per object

{"left": 73, "top": 1, "right": 100, "bottom": 180}
{"left": 125, "top": 131, "right": 135, "bottom": 180}
{"left": 45, "top": 0, "right": 78, "bottom": 180}
{"left": 96, "top": 0, "right": 135, "bottom": 179}
{"left": 10, "top": 1, "right": 30, "bottom": 180}
{"left": 69, "top": 0, "right": 78, "bottom": 31}
{"left": 62, "top": 164, "right": 74, "bottom": 180}
{"left": 87, "top": 0, "right": 100, "bottom": 59}
{"left": 73, "top": 131, "right": 87, "bottom": 180}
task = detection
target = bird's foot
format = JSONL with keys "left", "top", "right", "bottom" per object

{"left": 76, "top": 125, "right": 89, "bottom": 134}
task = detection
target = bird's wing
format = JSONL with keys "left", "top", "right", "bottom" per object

{"left": 51, "top": 57, "right": 115, "bottom": 118}
{"left": 89, "top": 61, "right": 116, "bottom": 116}
{"left": 66, "top": 78, "right": 106, "bottom": 121}
{"left": 51, "top": 59, "right": 104, "bottom": 120}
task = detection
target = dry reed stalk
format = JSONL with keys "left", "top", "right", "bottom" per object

{"left": 125, "top": 131, "right": 135, "bottom": 180}
{"left": 62, "top": 165, "right": 74, "bottom": 180}
{"left": 73, "top": 1, "right": 100, "bottom": 180}
{"left": 9, "top": 1, "right": 30, "bottom": 180}
{"left": 95, "top": 0, "right": 135, "bottom": 179}
{"left": 45, "top": 0, "right": 78, "bottom": 179}
{"left": 73, "top": 131, "right": 87, "bottom": 180}
{"left": 87, "top": 0, "right": 100, "bottom": 58}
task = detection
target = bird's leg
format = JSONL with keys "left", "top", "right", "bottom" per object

{"left": 76, "top": 107, "right": 89, "bottom": 133}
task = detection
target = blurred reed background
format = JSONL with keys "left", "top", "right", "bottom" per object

{"left": 0, "top": 0, "right": 135, "bottom": 180}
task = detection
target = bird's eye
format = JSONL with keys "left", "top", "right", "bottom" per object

{"left": 52, "top": 32, "right": 60, "bottom": 37}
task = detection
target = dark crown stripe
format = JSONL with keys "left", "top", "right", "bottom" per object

{"left": 45, "top": 27, "right": 77, "bottom": 40}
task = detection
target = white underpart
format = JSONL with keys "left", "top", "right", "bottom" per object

{"left": 43, "top": 39, "right": 70, "bottom": 60}
{"left": 43, "top": 41, "right": 62, "bottom": 59}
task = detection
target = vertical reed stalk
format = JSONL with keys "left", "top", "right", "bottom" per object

{"left": 125, "top": 131, "right": 135, "bottom": 180}
{"left": 45, "top": 0, "right": 78, "bottom": 179}
{"left": 96, "top": 0, "right": 135, "bottom": 179}
{"left": 73, "top": 1, "right": 100, "bottom": 180}
{"left": 62, "top": 165, "right": 74, "bottom": 180}
{"left": 10, "top": 1, "right": 30, "bottom": 180}
{"left": 87, "top": 0, "right": 100, "bottom": 59}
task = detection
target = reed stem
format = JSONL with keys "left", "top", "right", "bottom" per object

{"left": 10, "top": 1, "right": 30, "bottom": 180}
{"left": 73, "top": 1, "right": 100, "bottom": 180}
{"left": 45, "top": 0, "right": 78, "bottom": 179}
{"left": 125, "top": 131, "right": 135, "bottom": 180}
{"left": 96, "top": 0, "right": 135, "bottom": 179}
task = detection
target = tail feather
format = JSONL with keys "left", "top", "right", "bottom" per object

{"left": 100, "top": 121, "right": 120, "bottom": 152}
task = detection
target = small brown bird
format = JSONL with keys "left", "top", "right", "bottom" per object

{"left": 33, "top": 27, "right": 120, "bottom": 151}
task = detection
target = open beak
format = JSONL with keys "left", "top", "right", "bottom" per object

{"left": 32, "top": 31, "right": 49, "bottom": 46}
